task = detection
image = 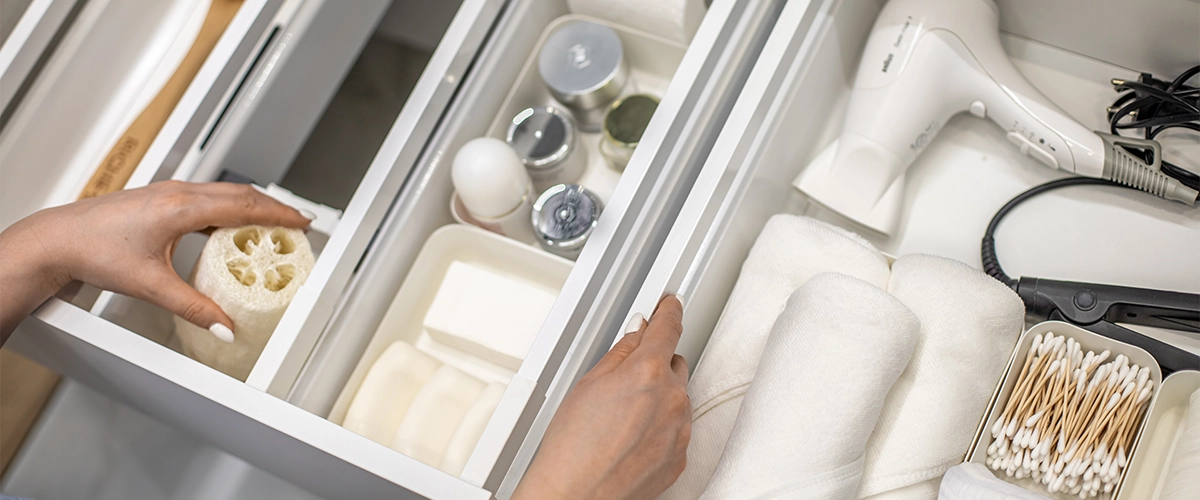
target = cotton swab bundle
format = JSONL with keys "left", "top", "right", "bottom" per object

{"left": 985, "top": 332, "right": 1154, "bottom": 498}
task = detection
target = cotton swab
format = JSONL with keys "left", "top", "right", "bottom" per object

{"left": 984, "top": 332, "right": 1154, "bottom": 498}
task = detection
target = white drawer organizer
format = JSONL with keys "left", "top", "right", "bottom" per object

{"left": 536, "top": 0, "right": 1199, "bottom": 494}
{"left": 3, "top": 0, "right": 783, "bottom": 498}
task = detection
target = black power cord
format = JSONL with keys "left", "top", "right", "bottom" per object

{"left": 1108, "top": 65, "right": 1200, "bottom": 192}
{"left": 978, "top": 67, "right": 1200, "bottom": 375}
{"left": 985, "top": 65, "right": 1200, "bottom": 288}
{"left": 981, "top": 177, "right": 1126, "bottom": 288}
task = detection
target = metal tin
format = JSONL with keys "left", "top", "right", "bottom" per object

{"left": 601, "top": 93, "right": 660, "bottom": 171}
{"left": 531, "top": 184, "right": 603, "bottom": 259}
{"left": 507, "top": 107, "right": 585, "bottom": 189}
{"left": 538, "top": 21, "right": 628, "bottom": 132}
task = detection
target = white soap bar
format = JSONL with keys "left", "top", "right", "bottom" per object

{"left": 424, "top": 261, "right": 558, "bottom": 370}
{"left": 439, "top": 382, "right": 507, "bottom": 476}
{"left": 391, "top": 365, "right": 486, "bottom": 466}
{"left": 342, "top": 341, "right": 441, "bottom": 445}
{"left": 174, "top": 225, "right": 315, "bottom": 380}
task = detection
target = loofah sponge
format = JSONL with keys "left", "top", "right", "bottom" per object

{"left": 174, "top": 225, "right": 315, "bottom": 380}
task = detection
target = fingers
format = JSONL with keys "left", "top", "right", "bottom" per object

{"left": 591, "top": 313, "right": 647, "bottom": 376}
{"left": 135, "top": 268, "right": 236, "bottom": 343}
{"left": 633, "top": 295, "right": 685, "bottom": 364}
{"left": 670, "top": 354, "right": 689, "bottom": 386}
{"left": 173, "top": 182, "right": 313, "bottom": 232}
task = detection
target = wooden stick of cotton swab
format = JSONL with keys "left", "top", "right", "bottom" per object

{"left": 986, "top": 334, "right": 1153, "bottom": 498}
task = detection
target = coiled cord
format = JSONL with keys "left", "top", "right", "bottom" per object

{"left": 983, "top": 66, "right": 1199, "bottom": 288}
{"left": 1108, "top": 65, "right": 1200, "bottom": 191}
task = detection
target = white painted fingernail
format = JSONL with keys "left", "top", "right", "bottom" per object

{"left": 298, "top": 208, "right": 317, "bottom": 221}
{"left": 675, "top": 294, "right": 686, "bottom": 310}
{"left": 624, "top": 313, "right": 644, "bottom": 335}
{"left": 209, "top": 323, "right": 235, "bottom": 343}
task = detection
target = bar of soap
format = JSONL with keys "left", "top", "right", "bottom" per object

{"left": 342, "top": 341, "right": 441, "bottom": 445}
{"left": 174, "top": 225, "right": 314, "bottom": 380}
{"left": 391, "top": 365, "right": 486, "bottom": 466}
{"left": 424, "top": 261, "right": 557, "bottom": 369}
{"left": 439, "top": 382, "right": 507, "bottom": 476}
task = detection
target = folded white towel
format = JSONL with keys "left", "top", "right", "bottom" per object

{"left": 661, "top": 215, "right": 892, "bottom": 500}
{"left": 938, "top": 463, "right": 1051, "bottom": 500}
{"left": 701, "top": 273, "right": 919, "bottom": 499}
{"left": 858, "top": 254, "right": 1024, "bottom": 499}
{"left": 1161, "top": 388, "right": 1200, "bottom": 500}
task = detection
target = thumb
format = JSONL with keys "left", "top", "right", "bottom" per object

{"left": 141, "top": 269, "right": 235, "bottom": 343}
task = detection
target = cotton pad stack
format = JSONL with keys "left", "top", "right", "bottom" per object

{"left": 1160, "top": 388, "right": 1200, "bottom": 500}
{"left": 939, "top": 463, "right": 1052, "bottom": 500}
{"left": 174, "top": 225, "right": 314, "bottom": 380}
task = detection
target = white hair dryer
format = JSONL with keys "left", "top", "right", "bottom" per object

{"left": 795, "top": 0, "right": 1197, "bottom": 236}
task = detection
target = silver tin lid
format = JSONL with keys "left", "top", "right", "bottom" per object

{"left": 538, "top": 21, "right": 627, "bottom": 111}
{"left": 531, "top": 184, "right": 603, "bottom": 258}
{"left": 507, "top": 107, "right": 576, "bottom": 173}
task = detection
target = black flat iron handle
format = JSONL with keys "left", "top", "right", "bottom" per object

{"left": 1048, "top": 312, "right": 1200, "bottom": 376}
{"left": 1018, "top": 277, "right": 1200, "bottom": 333}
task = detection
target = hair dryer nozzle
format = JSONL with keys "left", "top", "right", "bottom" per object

{"left": 793, "top": 138, "right": 906, "bottom": 236}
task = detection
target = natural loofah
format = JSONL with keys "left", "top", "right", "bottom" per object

{"left": 174, "top": 225, "right": 314, "bottom": 380}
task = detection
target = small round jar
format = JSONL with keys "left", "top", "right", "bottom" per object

{"left": 538, "top": 21, "right": 628, "bottom": 132}
{"left": 531, "top": 184, "right": 603, "bottom": 259}
{"left": 601, "top": 93, "right": 660, "bottom": 171}
{"left": 507, "top": 106, "right": 585, "bottom": 190}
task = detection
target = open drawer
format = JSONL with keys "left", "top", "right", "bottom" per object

{"left": 617, "top": 0, "right": 1200, "bottom": 365}
{"left": 539, "top": 0, "right": 1200, "bottom": 493}
{"left": 6, "top": 0, "right": 782, "bottom": 498}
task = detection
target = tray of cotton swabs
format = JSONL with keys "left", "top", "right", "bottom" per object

{"left": 965, "top": 321, "right": 1161, "bottom": 499}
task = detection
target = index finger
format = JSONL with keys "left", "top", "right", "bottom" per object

{"left": 183, "top": 183, "right": 312, "bottom": 231}
{"left": 634, "top": 295, "right": 684, "bottom": 363}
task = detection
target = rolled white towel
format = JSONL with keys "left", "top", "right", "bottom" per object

{"left": 938, "top": 462, "right": 1051, "bottom": 500}
{"left": 858, "top": 254, "right": 1024, "bottom": 499}
{"left": 174, "top": 225, "right": 314, "bottom": 380}
{"left": 661, "top": 215, "right": 891, "bottom": 500}
{"left": 700, "top": 273, "right": 919, "bottom": 499}
{"left": 1161, "top": 388, "right": 1200, "bottom": 500}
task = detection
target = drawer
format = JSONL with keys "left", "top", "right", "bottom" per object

{"left": 539, "top": 0, "right": 1198, "bottom": 495}
{"left": 608, "top": 0, "right": 1200, "bottom": 403}
{"left": 6, "top": 0, "right": 783, "bottom": 498}
{"left": 1, "top": 0, "right": 293, "bottom": 231}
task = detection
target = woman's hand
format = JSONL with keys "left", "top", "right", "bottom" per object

{"left": 513, "top": 295, "right": 691, "bottom": 500}
{"left": 0, "top": 181, "right": 311, "bottom": 343}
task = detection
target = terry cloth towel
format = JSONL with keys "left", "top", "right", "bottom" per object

{"left": 858, "top": 254, "right": 1025, "bottom": 499}
{"left": 1161, "top": 388, "right": 1200, "bottom": 500}
{"left": 660, "top": 215, "right": 892, "bottom": 500}
{"left": 938, "top": 462, "right": 1052, "bottom": 500}
{"left": 700, "top": 273, "right": 919, "bottom": 500}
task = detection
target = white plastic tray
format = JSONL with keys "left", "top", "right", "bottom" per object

{"left": 328, "top": 224, "right": 572, "bottom": 427}
{"left": 1117, "top": 369, "right": 1200, "bottom": 500}
{"left": 965, "top": 321, "right": 1164, "bottom": 499}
